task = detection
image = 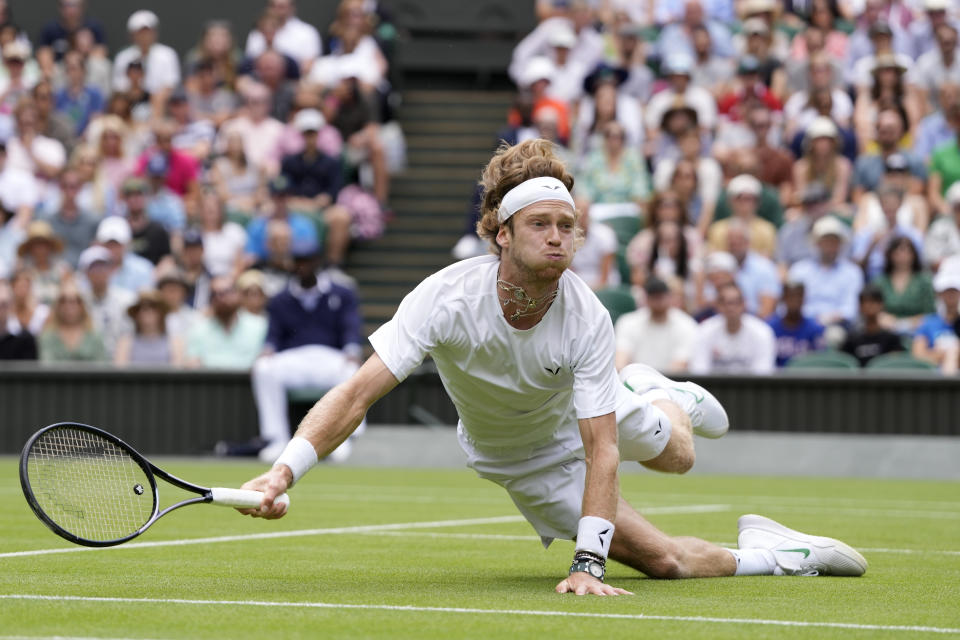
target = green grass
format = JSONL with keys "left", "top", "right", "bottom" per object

{"left": 1, "top": 459, "right": 958, "bottom": 639}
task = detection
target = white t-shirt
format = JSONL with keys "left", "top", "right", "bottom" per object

{"left": 113, "top": 44, "right": 181, "bottom": 94}
{"left": 203, "top": 222, "right": 248, "bottom": 277}
{"left": 245, "top": 17, "right": 321, "bottom": 66}
{"left": 688, "top": 314, "right": 776, "bottom": 375}
{"left": 614, "top": 307, "right": 698, "bottom": 372}
{"left": 369, "top": 255, "right": 621, "bottom": 450}
{"left": 571, "top": 222, "right": 619, "bottom": 288}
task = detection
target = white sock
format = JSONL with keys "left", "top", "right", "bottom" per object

{"left": 726, "top": 548, "right": 777, "bottom": 576}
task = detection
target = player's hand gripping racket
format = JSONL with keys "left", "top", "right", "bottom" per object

{"left": 19, "top": 422, "right": 290, "bottom": 547}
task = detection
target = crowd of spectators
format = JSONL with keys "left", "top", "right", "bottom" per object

{"left": 455, "top": 0, "right": 960, "bottom": 375}
{"left": 0, "top": 0, "right": 404, "bottom": 376}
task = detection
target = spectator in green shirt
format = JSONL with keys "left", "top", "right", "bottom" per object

{"left": 186, "top": 274, "right": 266, "bottom": 368}
{"left": 38, "top": 282, "right": 109, "bottom": 363}
{"left": 872, "top": 235, "right": 936, "bottom": 335}
{"left": 928, "top": 103, "right": 960, "bottom": 215}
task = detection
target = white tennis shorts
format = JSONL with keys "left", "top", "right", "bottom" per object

{"left": 458, "top": 386, "right": 671, "bottom": 546}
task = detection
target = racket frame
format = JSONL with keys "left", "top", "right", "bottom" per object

{"left": 20, "top": 422, "right": 218, "bottom": 547}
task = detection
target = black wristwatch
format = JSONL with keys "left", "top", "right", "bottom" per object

{"left": 569, "top": 558, "right": 605, "bottom": 581}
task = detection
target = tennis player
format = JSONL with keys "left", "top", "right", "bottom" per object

{"left": 240, "top": 139, "right": 867, "bottom": 594}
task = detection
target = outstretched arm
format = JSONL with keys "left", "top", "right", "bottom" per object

{"left": 238, "top": 353, "right": 400, "bottom": 518}
{"left": 555, "top": 413, "right": 633, "bottom": 596}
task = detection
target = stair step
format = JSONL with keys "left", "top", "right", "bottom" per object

{"left": 369, "top": 233, "right": 462, "bottom": 248}
{"left": 391, "top": 197, "right": 472, "bottom": 214}
{"left": 400, "top": 104, "right": 508, "bottom": 122}
{"left": 349, "top": 252, "right": 449, "bottom": 267}
{"left": 402, "top": 120, "right": 501, "bottom": 135}
{"left": 403, "top": 90, "right": 515, "bottom": 105}
{"left": 389, "top": 213, "right": 463, "bottom": 229}
{"left": 406, "top": 134, "right": 495, "bottom": 150}
{"left": 406, "top": 150, "right": 492, "bottom": 168}
{"left": 349, "top": 266, "right": 446, "bottom": 284}
{"left": 392, "top": 180, "right": 477, "bottom": 197}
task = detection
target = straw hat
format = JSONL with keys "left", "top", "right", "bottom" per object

{"left": 18, "top": 221, "right": 64, "bottom": 257}
{"left": 126, "top": 289, "right": 170, "bottom": 319}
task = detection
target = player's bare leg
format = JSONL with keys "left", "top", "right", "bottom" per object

{"left": 638, "top": 400, "right": 695, "bottom": 474}
{"left": 609, "top": 496, "right": 737, "bottom": 578}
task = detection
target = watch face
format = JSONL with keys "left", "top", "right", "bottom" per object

{"left": 588, "top": 562, "right": 604, "bottom": 579}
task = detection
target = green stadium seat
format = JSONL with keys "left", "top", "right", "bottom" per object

{"left": 594, "top": 286, "right": 636, "bottom": 325}
{"left": 225, "top": 210, "right": 253, "bottom": 229}
{"left": 599, "top": 216, "right": 642, "bottom": 248}
{"left": 865, "top": 352, "right": 939, "bottom": 372}
{"left": 786, "top": 351, "right": 860, "bottom": 370}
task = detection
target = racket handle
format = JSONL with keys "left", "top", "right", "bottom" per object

{"left": 210, "top": 487, "right": 291, "bottom": 509}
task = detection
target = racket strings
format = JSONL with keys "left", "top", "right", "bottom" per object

{"left": 27, "top": 427, "right": 154, "bottom": 542}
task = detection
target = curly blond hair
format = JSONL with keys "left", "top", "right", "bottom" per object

{"left": 476, "top": 139, "right": 577, "bottom": 256}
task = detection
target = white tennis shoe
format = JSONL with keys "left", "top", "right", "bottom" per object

{"left": 619, "top": 363, "right": 729, "bottom": 438}
{"left": 737, "top": 514, "right": 868, "bottom": 577}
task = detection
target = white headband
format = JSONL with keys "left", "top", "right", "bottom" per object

{"left": 497, "top": 177, "right": 575, "bottom": 223}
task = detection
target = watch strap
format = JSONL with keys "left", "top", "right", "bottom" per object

{"left": 569, "top": 559, "right": 605, "bottom": 582}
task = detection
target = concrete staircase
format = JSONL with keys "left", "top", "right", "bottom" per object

{"left": 346, "top": 89, "right": 514, "bottom": 335}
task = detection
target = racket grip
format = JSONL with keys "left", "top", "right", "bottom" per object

{"left": 210, "top": 487, "right": 291, "bottom": 509}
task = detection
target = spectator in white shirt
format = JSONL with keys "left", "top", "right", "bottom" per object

{"left": 689, "top": 282, "right": 777, "bottom": 375}
{"left": 615, "top": 276, "right": 698, "bottom": 372}
{"left": 245, "top": 0, "right": 321, "bottom": 72}
{"left": 112, "top": 11, "right": 181, "bottom": 114}
{"left": 569, "top": 203, "right": 619, "bottom": 289}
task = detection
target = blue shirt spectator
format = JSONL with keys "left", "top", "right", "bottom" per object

{"left": 766, "top": 281, "right": 825, "bottom": 367}
{"left": 787, "top": 217, "right": 864, "bottom": 326}
{"left": 245, "top": 213, "right": 317, "bottom": 262}
{"left": 912, "top": 111, "right": 955, "bottom": 161}
{"left": 736, "top": 250, "right": 781, "bottom": 317}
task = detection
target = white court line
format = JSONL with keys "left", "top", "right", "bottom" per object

{"left": 0, "top": 505, "right": 728, "bottom": 560}
{"left": 2, "top": 595, "right": 957, "bottom": 635}
{"left": 0, "top": 637, "right": 165, "bottom": 640}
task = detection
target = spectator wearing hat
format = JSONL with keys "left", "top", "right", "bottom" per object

{"left": 41, "top": 169, "right": 98, "bottom": 268}
{"left": 76, "top": 245, "right": 134, "bottom": 356}
{"left": 508, "top": 6, "right": 604, "bottom": 92}
{"left": 689, "top": 281, "right": 777, "bottom": 375}
{"left": 612, "top": 23, "right": 655, "bottom": 103}
{"left": 96, "top": 216, "right": 153, "bottom": 293}
{"left": 244, "top": 175, "right": 319, "bottom": 267}
{"left": 766, "top": 281, "right": 825, "bottom": 367}
{"left": 645, "top": 53, "right": 717, "bottom": 142}
{"left": 928, "top": 103, "right": 960, "bottom": 216}
{"left": 252, "top": 234, "right": 364, "bottom": 463}
{"left": 0, "top": 41, "right": 39, "bottom": 114}
{"left": 908, "top": 22, "right": 960, "bottom": 115}
{"left": 513, "top": 57, "right": 572, "bottom": 144}
{"left": 217, "top": 82, "right": 286, "bottom": 175}
{"left": 912, "top": 267, "right": 960, "bottom": 374}
{"left": 852, "top": 109, "right": 925, "bottom": 201}
{"left": 571, "top": 63, "right": 642, "bottom": 159}
{"left": 197, "top": 190, "right": 247, "bottom": 278}
{"left": 787, "top": 215, "right": 864, "bottom": 327}
{"left": 737, "top": 0, "right": 791, "bottom": 59}
{"left": 38, "top": 280, "right": 108, "bottom": 363}
{"left": 245, "top": 0, "right": 321, "bottom": 72}
{"left": 0, "top": 278, "right": 36, "bottom": 360}
{"left": 924, "top": 182, "right": 960, "bottom": 270}
{"left": 740, "top": 19, "right": 787, "bottom": 98}
{"left": 853, "top": 154, "right": 930, "bottom": 236}
{"left": 791, "top": 116, "right": 851, "bottom": 215}
{"left": 53, "top": 50, "right": 104, "bottom": 137}
{"left": 840, "top": 284, "right": 906, "bottom": 367}
{"left": 186, "top": 273, "right": 267, "bottom": 369}
{"left": 17, "top": 220, "right": 69, "bottom": 305}
{"left": 783, "top": 53, "right": 854, "bottom": 140}
{"left": 114, "top": 289, "right": 183, "bottom": 367}
{"left": 614, "top": 275, "right": 698, "bottom": 373}
{"left": 237, "top": 269, "right": 269, "bottom": 319}
{"left": 533, "top": 24, "right": 588, "bottom": 105}
{"left": 154, "top": 265, "right": 200, "bottom": 339}
{"left": 113, "top": 10, "right": 180, "bottom": 113}
{"left": 853, "top": 55, "right": 917, "bottom": 153}
{"left": 872, "top": 234, "right": 936, "bottom": 335}
{"left": 848, "top": 22, "right": 913, "bottom": 92}
{"left": 853, "top": 183, "right": 925, "bottom": 281}
{"left": 776, "top": 183, "right": 836, "bottom": 270}
{"left": 844, "top": 0, "right": 912, "bottom": 70}
{"left": 36, "top": 0, "right": 107, "bottom": 65}
{"left": 281, "top": 108, "right": 353, "bottom": 267}
{"left": 135, "top": 120, "right": 201, "bottom": 202}
{"left": 120, "top": 177, "right": 170, "bottom": 266}
{"left": 908, "top": 0, "right": 960, "bottom": 59}
{"left": 707, "top": 175, "right": 777, "bottom": 258}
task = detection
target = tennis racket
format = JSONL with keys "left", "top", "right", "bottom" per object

{"left": 19, "top": 422, "right": 290, "bottom": 547}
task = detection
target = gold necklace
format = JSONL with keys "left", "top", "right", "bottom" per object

{"left": 496, "top": 278, "right": 559, "bottom": 321}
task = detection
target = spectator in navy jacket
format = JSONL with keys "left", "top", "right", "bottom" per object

{"left": 252, "top": 234, "right": 364, "bottom": 464}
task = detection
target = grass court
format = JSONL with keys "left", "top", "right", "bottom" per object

{"left": 1, "top": 459, "right": 958, "bottom": 639}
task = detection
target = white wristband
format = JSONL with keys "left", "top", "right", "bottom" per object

{"left": 273, "top": 437, "right": 318, "bottom": 486}
{"left": 575, "top": 516, "right": 615, "bottom": 559}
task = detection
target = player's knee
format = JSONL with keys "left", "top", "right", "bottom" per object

{"left": 672, "top": 446, "right": 695, "bottom": 474}
{"left": 645, "top": 551, "right": 684, "bottom": 579}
